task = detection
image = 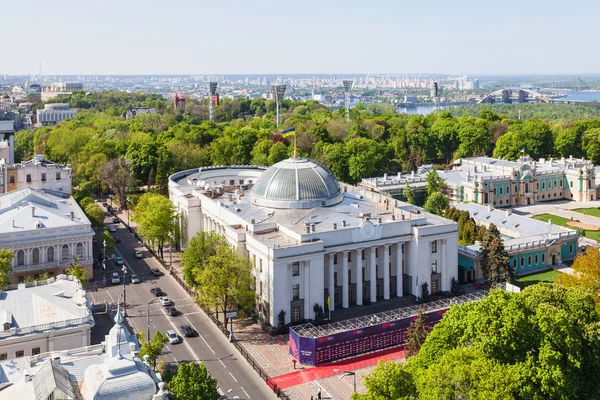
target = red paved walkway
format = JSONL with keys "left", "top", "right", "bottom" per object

{"left": 271, "top": 346, "right": 406, "bottom": 389}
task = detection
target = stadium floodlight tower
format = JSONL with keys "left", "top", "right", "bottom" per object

{"left": 272, "top": 84, "right": 287, "bottom": 127}
{"left": 342, "top": 79, "right": 353, "bottom": 122}
{"left": 209, "top": 81, "right": 218, "bottom": 122}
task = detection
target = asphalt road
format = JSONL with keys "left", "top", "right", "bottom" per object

{"left": 88, "top": 205, "right": 276, "bottom": 400}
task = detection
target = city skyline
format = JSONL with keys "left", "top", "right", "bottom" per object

{"left": 2, "top": 0, "right": 599, "bottom": 76}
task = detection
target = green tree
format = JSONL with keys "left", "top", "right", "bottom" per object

{"left": 0, "top": 249, "right": 14, "bottom": 289}
{"left": 557, "top": 246, "right": 600, "bottom": 314}
{"left": 154, "top": 147, "right": 173, "bottom": 195}
{"left": 358, "top": 284, "right": 600, "bottom": 400}
{"left": 267, "top": 141, "right": 289, "bottom": 165}
{"left": 402, "top": 182, "right": 415, "bottom": 205}
{"left": 101, "top": 231, "right": 116, "bottom": 255}
{"left": 353, "top": 361, "right": 415, "bottom": 400}
{"left": 138, "top": 331, "right": 168, "bottom": 367}
{"left": 169, "top": 362, "right": 219, "bottom": 400}
{"left": 404, "top": 307, "right": 431, "bottom": 358}
{"left": 79, "top": 196, "right": 95, "bottom": 209}
{"left": 425, "top": 170, "right": 444, "bottom": 197}
{"left": 133, "top": 193, "right": 176, "bottom": 258}
{"left": 582, "top": 128, "right": 600, "bottom": 164}
{"left": 84, "top": 203, "right": 105, "bottom": 230}
{"left": 479, "top": 223, "right": 513, "bottom": 283}
{"left": 195, "top": 242, "right": 255, "bottom": 322}
{"left": 100, "top": 157, "right": 136, "bottom": 209}
{"left": 423, "top": 192, "right": 448, "bottom": 215}
{"left": 65, "top": 263, "right": 88, "bottom": 283}
{"left": 181, "top": 232, "right": 229, "bottom": 289}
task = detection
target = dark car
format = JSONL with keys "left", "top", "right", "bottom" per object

{"left": 166, "top": 306, "right": 178, "bottom": 317}
{"left": 150, "top": 287, "right": 164, "bottom": 297}
{"left": 179, "top": 325, "right": 195, "bottom": 337}
{"left": 151, "top": 268, "right": 163, "bottom": 277}
{"left": 113, "top": 235, "right": 121, "bottom": 243}
{"left": 106, "top": 205, "right": 112, "bottom": 212}
{"left": 102, "top": 202, "right": 108, "bottom": 207}
{"left": 112, "top": 217, "right": 120, "bottom": 223}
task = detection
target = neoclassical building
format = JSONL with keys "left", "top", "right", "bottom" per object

{"left": 0, "top": 188, "right": 94, "bottom": 283}
{"left": 362, "top": 156, "right": 599, "bottom": 207}
{"left": 169, "top": 158, "right": 459, "bottom": 326}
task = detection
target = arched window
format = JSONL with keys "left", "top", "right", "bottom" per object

{"left": 17, "top": 250, "right": 24, "bottom": 266}
{"left": 76, "top": 243, "right": 83, "bottom": 259}
{"left": 47, "top": 247, "right": 54, "bottom": 262}
{"left": 32, "top": 248, "right": 40, "bottom": 265}
{"left": 61, "top": 245, "right": 69, "bottom": 261}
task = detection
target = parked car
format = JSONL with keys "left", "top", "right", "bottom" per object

{"left": 150, "top": 287, "right": 164, "bottom": 296}
{"left": 113, "top": 235, "right": 121, "bottom": 243}
{"left": 109, "top": 225, "right": 117, "bottom": 233}
{"left": 151, "top": 268, "right": 163, "bottom": 277}
{"left": 159, "top": 296, "right": 171, "bottom": 306}
{"left": 179, "top": 325, "right": 195, "bottom": 337}
{"left": 112, "top": 217, "right": 121, "bottom": 223}
{"left": 133, "top": 250, "right": 143, "bottom": 259}
{"left": 166, "top": 330, "right": 180, "bottom": 344}
{"left": 106, "top": 205, "right": 112, "bottom": 212}
{"left": 115, "top": 256, "right": 124, "bottom": 266}
{"left": 102, "top": 202, "right": 108, "bottom": 207}
{"left": 130, "top": 274, "right": 140, "bottom": 284}
{"left": 111, "top": 272, "right": 120, "bottom": 284}
{"left": 166, "top": 306, "right": 178, "bottom": 316}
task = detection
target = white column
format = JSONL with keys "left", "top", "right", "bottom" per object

{"left": 441, "top": 239, "right": 448, "bottom": 291}
{"left": 383, "top": 244, "right": 390, "bottom": 300}
{"left": 342, "top": 251, "right": 349, "bottom": 308}
{"left": 355, "top": 250, "right": 363, "bottom": 306}
{"left": 397, "top": 243, "right": 403, "bottom": 297}
{"left": 370, "top": 247, "right": 377, "bottom": 303}
{"left": 303, "top": 263, "right": 311, "bottom": 318}
{"left": 328, "top": 254, "right": 335, "bottom": 312}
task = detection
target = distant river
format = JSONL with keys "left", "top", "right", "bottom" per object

{"left": 544, "top": 90, "right": 600, "bottom": 102}
{"left": 397, "top": 105, "right": 448, "bottom": 115}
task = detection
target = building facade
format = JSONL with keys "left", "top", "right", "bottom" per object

{"left": 125, "top": 107, "right": 157, "bottom": 119}
{"left": 169, "top": 158, "right": 459, "bottom": 327}
{"left": 0, "top": 154, "right": 72, "bottom": 193}
{"left": 36, "top": 103, "right": 77, "bottom": 126}
{"left": 361, "top": 156, "right": 599, "bottom": 207}
{"left": 0, "top": 275, "right": 94, "bottom": 360}
{"left": 455, "top": 203, "right": 579, "bottom": 281}
{"left": 0, "top": 188, "right": 94, "bottom": 283}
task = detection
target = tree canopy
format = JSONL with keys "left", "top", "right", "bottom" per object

{"left": 479, "top": 223, "right": 513, "bottom": 283}
{"left": 557, "top": 246, "right": 600, "bottom": 314}
{"left": 132, "top": 193, "right": 176, "bottom": 257}
{"left": 354, "top": 284, "right": 600, "bottom": 400}
{"left": 0, "top": 249, "right": 14, "bottom": 289}
{"left": 169, "top": 362, "right": 219, "bottom": 400}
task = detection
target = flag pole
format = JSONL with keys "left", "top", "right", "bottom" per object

{"left": 293, "top": 130, "right": 297, "bottom": 159}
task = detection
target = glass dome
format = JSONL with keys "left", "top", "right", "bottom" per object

{"left": 250, "top": 158, "right": 343, "bottom": 209}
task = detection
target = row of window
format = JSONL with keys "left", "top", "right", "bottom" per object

{"left": 513, "top": 253, "right": 545, "bottom": 268}
{"left": 18, "top": 172, "right": 62, "bottom": 184}
{"left": 15, "top": 243, "right": 84, "bottom": 266}
{"left": 330, "top": 244, "right": 411, "bottom": 265}
{"left": 0, "top": 347, "right": 40, "bottom": 360}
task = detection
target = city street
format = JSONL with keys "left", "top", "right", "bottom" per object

{"left": 88, "top": 204, "right": 276, "bottom": 400}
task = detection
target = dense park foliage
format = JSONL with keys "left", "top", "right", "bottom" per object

{"left": 13, "top": 92, "right": 600, "bottom": 201}
{"left": 354, "top": 284, "right": 600, "bottom": 400}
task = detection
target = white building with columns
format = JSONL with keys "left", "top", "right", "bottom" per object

{"left": 169, "top": 158, "right": 459, "bottom": 326}
{"left": 0, "top": 188, "right": 94, "bottom": 283}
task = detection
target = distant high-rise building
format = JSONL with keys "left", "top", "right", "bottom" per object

{"left": 174, "top": 94, "right": 185, "bottom": 111}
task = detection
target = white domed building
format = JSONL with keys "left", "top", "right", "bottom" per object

{"left": 169, "top": 158, "right": 459, "bottom": 326}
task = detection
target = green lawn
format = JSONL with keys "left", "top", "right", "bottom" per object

{"left": 573, "top": 208, "right": 600, "bottom": 218}
{"left": 515, "top": 269, "right": 561, "bottom": 289}
{"left": 532, "top": 213, "right": 600, "bottom": 241}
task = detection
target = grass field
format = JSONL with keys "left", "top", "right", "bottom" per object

{"left": 573, "top": 208, "right": 600, "bottom": 218}
{"left": 515, "top": 269, "right": 561, "bottom": 289}
{"left": 532, "top": 213, "right": 600, "bottom": 241}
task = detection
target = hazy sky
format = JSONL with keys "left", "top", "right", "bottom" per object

{"left": 2, "top": 0, "right": 597, "bottom": 75}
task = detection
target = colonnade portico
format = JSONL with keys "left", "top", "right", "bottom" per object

{"left": 326, "top": 242, "right": 407, "bottom": 310}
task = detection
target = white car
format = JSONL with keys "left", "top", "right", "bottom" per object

{"left": 159, "top": 296, "right": 171, "bottom": 306}
{"left": 130, "top": 274, "right": 140, "bottom": 284}
{"left": 134, "top": 250, "right": 143, "bottom": 259}
{"left": 111, "top": 272, "right": 120, "bottom": 284}
{"left": 109, "top": 225, "right": 117, "bottom": 233}
{"left": 166, "top": 330, "right": 179, "bottom": 344}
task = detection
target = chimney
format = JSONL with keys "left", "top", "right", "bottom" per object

{"left": 310, "top": 223, "right": 316, "bottom": 232}
{"left": 250, "top": 219, "right": 255, "bottom": 224}
{"left": 505, "top": 209, "right": 512, "bottom": 216}
{"left": 70, "top": 211, "right": 74, "bottom": 220}
{"left": 392, "top": 215, "right": 396, "bottom": 220}
{"left": 306, "top": 225, "right": 310, "bottom": 233}
{"left": 31, "top": 206, "right": 35, "bottom": 217}
{"left": 383, "top": 173, "right": 387, "bottom": 180}
{"left": 378, "top": 217, "right": 382, "bottom": 223}
{"left": 487, "top": 205, "right": 494, "bottom": 212}
{"left": 342, "top": 220, "right": 347, "bottom": 227}
{"left": 548, "top": 219, "right": 552, "bottom": 226}
{"left": 333, "top": 223, "right": 337, "bottom": 230}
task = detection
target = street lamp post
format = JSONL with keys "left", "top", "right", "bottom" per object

{"left": 102, "top": 239, "right": 107, "bottom": 284}
{"left": 126, "top": 197, "right": 131, "bottom": 231}
{"left": 340, "top": 371, "right": 357, "bottom": 393}
{"left": 169, "top": 246, "right": 172, "bottom": 274}
{"left": 147, "top": 298, "right": 158, "bottom": 341}
{"left": 122, "top": 264, "right": 127, "bottom": 313}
